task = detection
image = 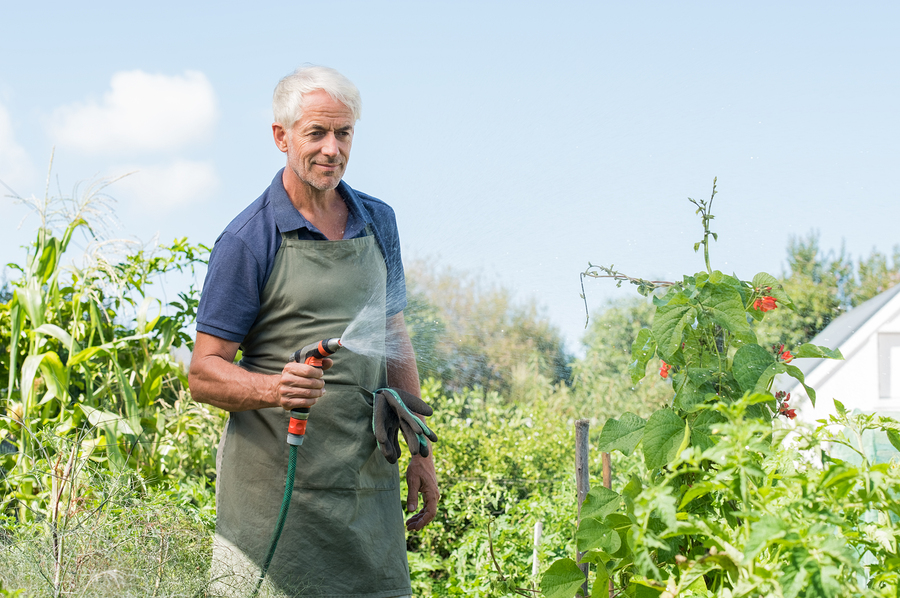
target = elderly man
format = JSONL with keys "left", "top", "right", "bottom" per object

{"left": 189, "top": 65, "right": 438, "bottom": 598}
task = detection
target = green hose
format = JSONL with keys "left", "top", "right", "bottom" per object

{"left": 252, "top": 444, "right": 298, "bottom": 597}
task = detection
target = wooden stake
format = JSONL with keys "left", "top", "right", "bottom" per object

{"left": 575, "top": 419, "right": 590, "bottom": 597}
{"left": 532, "top": 520, "right": 543, "bottom": 577}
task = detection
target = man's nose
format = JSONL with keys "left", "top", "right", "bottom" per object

{"left": 321, "top": 133, "right": 340, "bottom": 156}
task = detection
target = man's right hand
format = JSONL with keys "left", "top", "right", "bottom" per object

{"left": 278, "top": 359, "right": 333, "bottom": 411}
{"left": 190, "top": 332, "right": 335, "bottom": 413}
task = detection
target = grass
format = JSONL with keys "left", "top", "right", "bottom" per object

{"left": 1, "top": 475, "right": 214, "bottom": 598}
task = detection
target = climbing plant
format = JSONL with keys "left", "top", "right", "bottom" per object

{"left": 539, "top": 181, "right": 900, "bottom": 597}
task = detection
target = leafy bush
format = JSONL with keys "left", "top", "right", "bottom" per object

{"left": 543, "top": 396, "right": 900, "bottom": 597}
{"left": 405, "top": 379, "right": 581, "bottom": 596}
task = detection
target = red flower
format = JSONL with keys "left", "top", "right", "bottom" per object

{"left": 777, "top": 392, "right": 796, "bottom": 419}
{"left": 778, "top": 404, "right": 797, "bottom": 419}
{"left": 781, "top": 350, "right": 794, "bottom": 364}
{"left": 754, "top": 296, "right": 778, "bottom": 312}
{"left": 660, "top": 361, "right": 672, "bottom": 379}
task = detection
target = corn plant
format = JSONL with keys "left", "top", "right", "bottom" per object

{"left": 0, "top": 167, "right": 214, "bottom": 527}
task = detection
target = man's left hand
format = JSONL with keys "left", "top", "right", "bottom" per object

{"left": 405, "top": 453, "right": 439, "bottom": 531}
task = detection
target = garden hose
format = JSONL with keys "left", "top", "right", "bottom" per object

{"left": 251, "top": 338, "right": 342, "bottom": 598}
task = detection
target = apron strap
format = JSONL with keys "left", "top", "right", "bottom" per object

{"left": 278, "top": 224, "right": 374, "bottom": 242}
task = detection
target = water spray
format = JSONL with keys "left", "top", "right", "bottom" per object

{"left": 253, "top": 337, "right": 342, "bottom": 597}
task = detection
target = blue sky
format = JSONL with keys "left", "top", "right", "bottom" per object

{"left": 1, "top": 1, "right": 898, "bottom": 351}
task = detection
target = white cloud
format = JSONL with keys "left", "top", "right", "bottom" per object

{"left": 48, "top": 70, "right": 218, "bottom": 154}
{"left": 114, "top": 160, "right": 219, "bottom": 212}
{"left": 0, "top": 102, "right": 35, "bottom": 190}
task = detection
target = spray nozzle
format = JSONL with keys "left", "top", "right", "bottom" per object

{"left": 293, "top": 338, "right": 342, "bottom": 367}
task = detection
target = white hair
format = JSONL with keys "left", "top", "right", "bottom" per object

{"left": 272, "top": 65, "right": 362, "bottom": 130}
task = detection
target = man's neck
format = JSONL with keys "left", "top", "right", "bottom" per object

{"left": 282, "top": 170, "right": 348, "bottom": 240}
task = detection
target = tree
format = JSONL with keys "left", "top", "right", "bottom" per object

{"left": 567, "top": 297, "right": 670, "bottom": 422}
{"left": 757, "top": 231, "right": 900, "bottom": 348}
{"left": 848, "top": 245, "right": 900, "bottom": 306}
{"left": 403, "top": 261, "right": 572, "bottom": 395}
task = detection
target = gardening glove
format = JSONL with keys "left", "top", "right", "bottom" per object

{"left": 372, "top": 388, "right": 438, "bottom": 464}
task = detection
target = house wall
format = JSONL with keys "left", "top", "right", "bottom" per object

{"left": 795, "top": 304, "right": 900, "bottom": 422}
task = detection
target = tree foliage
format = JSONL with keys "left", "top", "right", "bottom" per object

{"left": 404, "top": 261, "right": 572, "bottom": 395}
{"left": 568, "top": 298, "right": 670, "bottom": 422}
{"left": 756, "top": 232, "right": 900, "bottom": 348}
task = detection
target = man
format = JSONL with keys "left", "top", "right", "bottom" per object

{"left": 189, "top": 65, "right": 438, "bottom": 598}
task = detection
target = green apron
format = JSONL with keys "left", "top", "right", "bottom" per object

{"left": 210, "top": 228, "right": 411, "bottom": 598}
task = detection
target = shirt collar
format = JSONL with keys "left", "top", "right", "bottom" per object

{"left": 270, "top": 168, "right": 372, "bottom": 236}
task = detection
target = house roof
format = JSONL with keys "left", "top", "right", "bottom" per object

{"left": 787, "top": 283, "right": 900, "bottom": 382}
{"left": 780, "top": 284, "right": 900, "bottom": 392}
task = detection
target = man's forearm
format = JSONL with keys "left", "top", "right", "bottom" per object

{"left": 188, "top": 331, "right": 326, "bottom": 413}
{"left": 386, "top": 312, "right": 421, "bottom": 395}
{"left": 189, "top": 354, "right": 281, "bottom": 412}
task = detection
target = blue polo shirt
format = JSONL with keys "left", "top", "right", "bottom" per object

{"left": 196, "top": 169, "right": 407, "bottom": 343}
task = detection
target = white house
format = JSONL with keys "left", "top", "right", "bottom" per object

{"left": 781, "top": 284, "right": 900, "bottom": 462}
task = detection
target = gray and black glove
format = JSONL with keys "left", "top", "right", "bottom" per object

{"left": 372, "top": 388, "right": 438, "bottom": 464}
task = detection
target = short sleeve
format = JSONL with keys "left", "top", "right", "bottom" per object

{"left": 381, "top": 216, "right": 407, "bottom": 318}
{"left": 196, "top": 232, "right": 267, "bottom": 342}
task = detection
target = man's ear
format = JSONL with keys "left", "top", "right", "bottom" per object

{"left": 272, "top": 123, "right": 289, "bottom": 153}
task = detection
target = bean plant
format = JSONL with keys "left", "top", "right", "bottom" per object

{"left": 542, "top": 181, "right": 899, "bottom": 597}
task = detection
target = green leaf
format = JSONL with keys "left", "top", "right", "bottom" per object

{"left": 744, "top": 516, "right": 788, "bottom": 563}
{"left": 138, "top": 360, "right": 170, "bottom": 407}
{"left": 652, "top": 297, "right": 697, "bottom": 362}
{"left": 732, "top": 344, "right": 777, "bottom": 393}
{"left": 576, "top": 518, "right": 621, "bottom": 554}
{"left": 793, "top": 343, "right": 843, "bottom": 360}
{"left": 36, "top": 236, "right": 60, "bottom": 283}
{"left": 38, "top": 351, "right": 68, "bottom": 403}
{"left": 833, "top": 399, "right": 847, "bottom": 418}
{"left": 21, "top": 353, "right": 48, "bottom": 408}
{"left": 689, "top": 409, "right": 724, "bottom": 451}
{"left": 631, "top": 578, "right": 666, "bottom": 597}
{"left": 79, "top": 404, "right": 131, "bottom": 468}
{"left": 784, "top": 364, "right": 817, "bottom": 407}
{"left": 643, "top": 409, "right": 688, "bottom": 469}
{"left": 679, "top": 554, "right": 739, "bottom": 589}
{"left": 751, "top": 272, "right": 795, "bottom": 310}
{"left": 577, "top": 550, "right": 611, "bottom": 566}
{"left": 629, "top": 328, "right": 657, "bottom": 384}
{"left": 679, "top": 480, "right": 718, "bottom": 509}
{"left": 699, "top": 282, "right": 755, "bottom": 344}
{"left": 750, "top": 363, "right": 781, "bottom": 395}
{"left": 887, "top": 429, "right": 900, "bottom": 453}
{"left": 67, "top": 346, "right": 107, "bottom": 368}
{"left": 540, "top": 558, "right": 586, "bottom": 598}
{"left": 15, "top": 287, "right": 45, "bottom": 327}
{"left": 581, "top": 487, "right": 621, "bottom": 520}
{"left": 80, "top": 404, "right": 136, "bottom": 436}
{"left": 113, "top": 362, "right": 142, "bottom": 436}
{"left": 34, "top": 323, "right": 81, "bottom": 353}
{"left": 673, "top": 370, "right": 714, "bottom": 412}
{"left": 597, "top": 413, "right": 646, "bottom": 456}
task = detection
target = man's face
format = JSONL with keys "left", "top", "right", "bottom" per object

{"left": 274, "top": 89, "right": 355, "bottom": 193}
